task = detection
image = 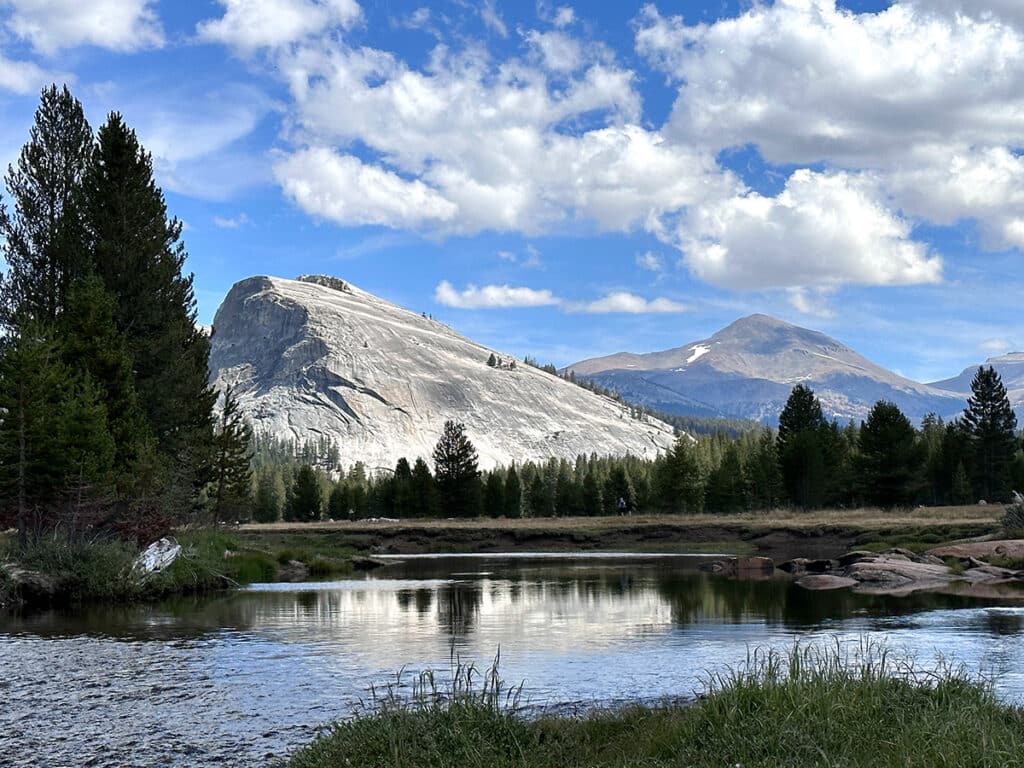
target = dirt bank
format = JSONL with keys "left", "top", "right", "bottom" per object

{"left": 237, "top": 505, "right": 1000, "bottom": 562}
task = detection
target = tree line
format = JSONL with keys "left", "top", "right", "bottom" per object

{"left": 245, "top": 366, "right": 1020, "bottom": 522}
{"left": 0, "top": 86, "right": 253, "bottom": 548}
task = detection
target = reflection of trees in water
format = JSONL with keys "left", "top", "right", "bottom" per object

{"left": 652, "top": 573, "right": 1024, "bottom": 630}
{"left": 435, "top": 582, "right": 484, "bottom": 636}
{"left": 981, "top": 611, "right": 1024, "bottom": 636}
{"left": 395, "top": 588, "right": 434, "bottom": 614}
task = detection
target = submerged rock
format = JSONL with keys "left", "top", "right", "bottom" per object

{"left": 796, "top": 575, "right": 859, "bottom": 591}
{"left": 700, "top": 556, "right": 775, "bottom": 578}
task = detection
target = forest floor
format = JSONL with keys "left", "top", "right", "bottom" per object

{"left": 238, "top": 504, "right": 1002, "bottom": 561}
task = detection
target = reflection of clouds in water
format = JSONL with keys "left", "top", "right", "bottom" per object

{"left": 241, "top": 576, "right": 677, "bottom": 669}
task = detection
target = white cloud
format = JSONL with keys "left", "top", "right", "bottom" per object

{"left": 213, "top": 213, "right": 250, "bottom": 229}
{"left": 570, "top": 292, "right": 688, "bottom": 314}
{"left": 525, "top": 29, "right": 582, "bottom": 72}
{"left": 435, "top": 281, "right": 685, "bottom": 313}
{"left": 980, "top": 338, "right": 1013, "bottom": 354}
{"left": 679, "top": 169, "right": 942, "bottom": 290}
{"left": 197, "top": 0, "right": 361, "bottom": 52}
{"left": 553, "top": 6, "right": 575, "bottom": 28}
{"left": 635, "top": 251, "right": 662, "bottom": 272}
{"left": 3, "top": 0, "right": 163, "bottom": 54}
{"left": 887, "top": 145, "right": 1024, "bottom": 251}
{"left": 636, "top": 1, "right": 1024, "bottom": 166}
{"left": 787, "top": 287, "right": 836, "bottom": 319}
{"left": 635, "top": 1, "right": 1024, "bottom": 259}
{"left": 435, "top": 281, "right": 559, "bottom": 309}
{"left": 497, "top": 250, "right": 517, "bottom": 262}
{"left": 0, "top": 52, "right": 71, "bottom": 93}
{"left": 272, "top": 38, "right": 729, "bottom": 236}
{"left": 122, "top": 84, "right": 275, "bottom": 200}
{"left": 275, "top": 147, "right": 459, "bottom": 228}
{"left": 480, "top": 0, "right": 508, "bottom": 37}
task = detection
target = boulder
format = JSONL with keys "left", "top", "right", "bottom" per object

{"left": 837, "top": 551, "right": 878, "bottom": 567}
{"left": 927, "top": 540, "right": 1024, "bottom": 561}
{"left": 699, "top": 556, "right": 775, "bottom": 578}
{"left": 131, "top": 537, "right": 181, "bottom": 577}
{"left": 796, "top": 575, "right": 859, "bottom": 591}
{"left": 277, "top": 560, "right": 309, "bottom": 582}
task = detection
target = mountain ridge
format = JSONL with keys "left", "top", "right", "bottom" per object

{"left": 566, "top": 314, "right": 1002, "bottom": 424}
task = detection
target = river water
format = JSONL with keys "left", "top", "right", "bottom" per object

{"left": 3, "top": 552, "right": 1024, "bottom": 767}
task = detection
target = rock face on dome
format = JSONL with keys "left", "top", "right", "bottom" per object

{"left": 209, "top": 275, "right": 678, "bottom": 470}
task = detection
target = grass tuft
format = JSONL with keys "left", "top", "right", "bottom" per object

{"left": 289, "top": 640, "right": 1024, "bottom": 768}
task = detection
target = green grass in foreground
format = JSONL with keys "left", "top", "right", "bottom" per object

{"left": 290, "top": 642, "right": 1024, "bottom": 768}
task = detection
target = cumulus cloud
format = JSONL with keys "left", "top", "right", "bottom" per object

{"left": 636, "top": 1, "right": 1024, "bottom": 165}
{"left": 434, "top": 281, "right": 559, "bottom": 309}
{"left": 679, "top": 170, "right": 942, "bottom": 290}
{"left": 569, "top": 292, "right": 687, "bottom": 314}
{"left": 197, "top": 0, "right": 361, "bottom": 52}
{"left": 271, "top": 37, "right": 729, "bottom": 236}
{"left": 0, "top": 52, "right": 71, "bottom": 93}
{"left": 436, "top": 281, "right": 685, "bottom": 313}
{"left": 276, "top": 147, "right": 459, "bottom": 228}
{"left": 887, "top": 145, "right": 1024, "bottom": 251}
{"left": 213, "top": 213, "right": 250, "bottom": 229}
{"left": 3, "top": 0, "right": 163, "bottom": 54}
{"left": 635, "top": 1, "right": 1024, "bottom": 260}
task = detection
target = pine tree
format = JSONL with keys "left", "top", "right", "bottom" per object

{"left": 286, "top": 465, "right": 322, "bottom": 522}
{"left": 503, "top": 464, "right": 522, "bottom": 518}
{"left": 745, "top": 428, "right": 783, "bottom": 510}
{"left": 83, "top": 112, "right": 215, "bottom": 487}
{"left": 486, "top": 353, "right": 497, "bottom": 367}
{"left": 327, "top": 482, "right": 352, "bottom": 520}
{"left": 654, "top": 436, "right": 704, "bottom": 513}
{"left": 951, "top": 460, "right": 972, "bottom": 505}
{"left": 0, "top": 322, "right": 115, "bottom": 545}
{"left": 0, "top": 85, "right": 93, "bottom": 327}
{"left": 410, "top": 458, "right": 437, "bottom": 518}
{"left": 432, "top": 421, "right": 481, "bottom": 517}
{"left": 603, "top": 465, "right": 636, "bottom": 514}
{"left": 777, "top": 385, "right": 828, "bottom": 509}
{"left": 393, "top": 457, "right": 413, "bottom": 518}
{"left": 527, "top": 474, "right": 551, "bottom": 517}
{"left": 211, "top": 385, "right": 254, "bottom": 523}
{"left": 59, "top": 275, "right": 151, "bottom": 478}
{"left": 253, "top": 470, "right": 282, "bottom": 523}
{"left": 581, "top": 470, "right": 602, "bottom": 516}
{"left": 483, "top": 472, "right": 505, "bottom": 518}
{"left": 856, "top": 401, "right": 922, "bottom": 508}
{"left": 706, "top": 443, "right": 746, "bottom": 512}
{"left": 963, "top": 366, "right": 1018, "bottom": 501}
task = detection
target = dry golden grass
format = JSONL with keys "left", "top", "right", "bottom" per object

{"left": 239, "top": 504, "right": 1001, "bottom": 535}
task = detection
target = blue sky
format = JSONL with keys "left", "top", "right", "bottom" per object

{"left": 1, "top": 0, "right": 1023, "bottom": 382}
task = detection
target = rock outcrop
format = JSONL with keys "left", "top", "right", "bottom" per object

{"left": 209, "top": 276, "right": 679, "bottom": 470}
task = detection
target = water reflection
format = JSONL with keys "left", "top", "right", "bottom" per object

{"left": 2, "top": 552, "right": 1024, "bottom": 768}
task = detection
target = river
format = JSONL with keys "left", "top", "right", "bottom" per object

{"left": 3, "top": 552, "right": 1024, "bottom": 767}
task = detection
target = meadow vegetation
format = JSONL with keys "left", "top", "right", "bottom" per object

{"left": 290, "top": 642, "right": 1024, "bottom": 768}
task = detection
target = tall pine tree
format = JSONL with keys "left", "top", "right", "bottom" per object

{"left": 83, "top": 113, "right": 216, "bottom": 492}
{"left": 0, "top": 85, "right": 93, "bottom": 326}
{"left": 432, "top": 421, "right": 481, "bottom": 517}
{"left": 963, "top": 366, "right": 1018, "bottom": 502}
{"left": 211, "top": 385, "right": 254, "bottom": 523}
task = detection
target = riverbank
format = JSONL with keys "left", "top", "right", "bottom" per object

{"left": 289, "top": 643, "right": 1024, "bottom": 768}
{"left": 240, "top": 504, "right": 1000, "bottom": 561}
{"left": 0, "top": 529, "right": 356, "bottom": 609}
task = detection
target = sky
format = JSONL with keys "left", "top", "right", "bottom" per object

{"left": 0, "top": 0, "right": 1023, "bottom": 383}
